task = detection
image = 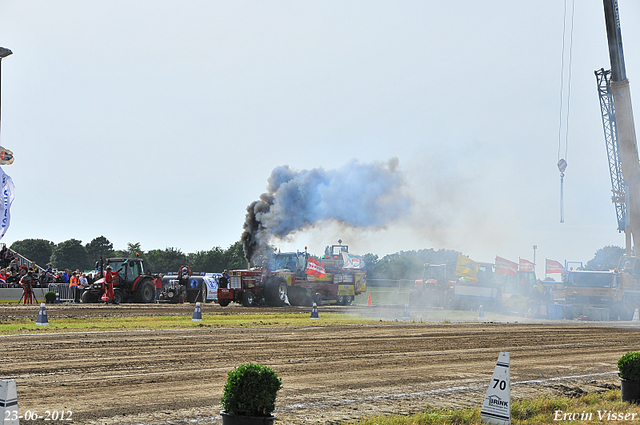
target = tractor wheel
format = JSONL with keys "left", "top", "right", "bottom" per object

{"left": 266, "top": 277, "right": 287, "bottom": 307}
{"left": 113, "top": 289, "right": 124, "bottom": 305}
{"left": 81, "top": 290, "right": 95, "bottom": 303}
{"left": 136, "top": 280, "right": 156, "bottom": 303}
{"left": 242, "top": 291, "right": 256, "bottom": 307}
{"left": 218, "top": 299, "right": 230, "bottom": 307}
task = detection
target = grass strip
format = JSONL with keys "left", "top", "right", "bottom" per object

{"left": 350, "top": 389, "right": 639, "bottom": 424}
{"left": 0, "top": 312, "right": 377, "bottom": 334}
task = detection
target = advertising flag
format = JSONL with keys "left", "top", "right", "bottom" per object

{"left": 519, "top": 258, "right": 535, "bottom": 272}
{"left": 306, "top": 256, "right": 326, "bottom": 278}
{"left": 0, "top": 167, "right": 14, "bottom": 240}
{"left": 342, "top": 252, "right": 365, "bottom": 269}
{"left": 455, "top": 253, "right": 479, "bottom": 280}
{"left": 495, "top": 256, "right": 518, "bottom": 276}
{"left": 0, "top": 146, "right": 14, "bottom": 165}
{"left": 546, "top": 259, "right": 566, "bottom": 275}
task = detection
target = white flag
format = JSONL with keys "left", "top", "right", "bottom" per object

{"left": 0, "top": 167, "right": 15, "bottom": 240}
{"left": 342, "top": 252, "right": 365, "bottom": 269}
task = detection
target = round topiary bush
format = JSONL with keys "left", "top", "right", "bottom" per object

{"left": 618, "top": 352, "right": 640, "bottom": 382}
{"left": 221, "top": 363, "right": 282, "bottom": 417}
{"left": 44, "top": 291, "right": 57, "bottom": 304}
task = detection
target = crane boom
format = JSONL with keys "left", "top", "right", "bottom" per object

{"left": 601, "top": 0, "right": 640, "bottom": 256}
{"left": 595, "top": 68, "right": 626, "bottom": 233}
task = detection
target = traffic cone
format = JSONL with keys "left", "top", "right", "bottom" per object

{"left": 0, "top": 379, "right": 19, "bottom": 425}
{"left": 310, "top": 303, "right": 319, "bottom": 319}
{"left": 402, "top": 304, "right": 410, "bottom": 319}
{"left": 367, "top": 293, "right": 372, "bottom": 306}
{"left": 192, "top": 302, "right": 203, "bottom": 321}
{"left": 36, "top": 303, "right": 49, "bottom": 326}
{"left": 633, "top": 308, "right": 639, "bottom": 322}
{"left": 478, "top": 304, "right": 485, "bottom": 319}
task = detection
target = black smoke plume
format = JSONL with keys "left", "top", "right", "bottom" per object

{"left": 241, "top": 158, "right": 411, "bottom": 263}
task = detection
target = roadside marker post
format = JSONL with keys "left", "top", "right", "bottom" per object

{"left": 633, "top": 308, "right": 639, "bottom": 322}
{"left": 192, "top": 302, "right": 202, "bottom": 321}
{"left": 478, "top": 304, "right": 485, "bottom": 319}
{"left": 402, "top": 304, "right": 410, "bottom": 319}
{"left": 36, "top": 303, "right": 49, "bottom": 326}
{"left": 310, "top": 303, "right": 319, "bottom": 319}
{"left": 480, "top": 352, "right": 511, "bottom": 425}
{"left": 0, "top": 379, "right": 19, "bottom": 425}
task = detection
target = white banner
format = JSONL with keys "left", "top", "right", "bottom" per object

{"left": 342, "top": 252, "right": 365, "bottom": 269}
{"left": 203, "top": 273, "right": 221, "bottom": 301}
{"left": 0, "top": 167, "right": 15, "bottom": 240}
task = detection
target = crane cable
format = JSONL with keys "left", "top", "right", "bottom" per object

{"left": 557, "top": 0, "right": 576, "bottom": 223}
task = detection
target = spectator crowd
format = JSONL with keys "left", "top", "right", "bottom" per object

{"left": 0, "top": 245, "right": 98, "bottom": 291}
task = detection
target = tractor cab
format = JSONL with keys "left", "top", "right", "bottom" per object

{"left": 101, "top": 258, "right": 146, "bottom": 284}
{"left": 271, "top": 251, "right": 308, "bottom": 279}
{"left": 322, "top": 241, "right": 350, "bottom": 269}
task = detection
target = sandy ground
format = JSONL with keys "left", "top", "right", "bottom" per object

{"left": 0, "top": 303, "right": 638, "bottom": 424}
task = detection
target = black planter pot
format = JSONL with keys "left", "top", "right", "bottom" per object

{"left": 220, "top": 411, "right": 276, "bottom": 425}
{"left": 620, "top": 378, "right": 640, "bottom": 404}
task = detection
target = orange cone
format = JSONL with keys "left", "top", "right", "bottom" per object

{"left": 367, "top": 293, "right": 372, "bottom": 306}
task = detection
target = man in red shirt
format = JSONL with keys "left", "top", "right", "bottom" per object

{"left": 20, "top": 271, "right": 34, "bottom": 304}
{"left": 104, "top": 266, "right": 118, "bottom": 304}
{"left": 154, "top": 273, "right": 163, "bottom": 303}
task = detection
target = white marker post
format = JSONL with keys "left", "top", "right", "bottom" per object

{"left": 0, "top": 379, "right": 19, "bottom": 425}
{"left": 480, "top": 352, "right": 510, "bottom": 425}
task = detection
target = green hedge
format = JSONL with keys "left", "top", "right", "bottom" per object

{"left": 221, "top": 363, "right": 282, "bottom": 417}
{"left": 618, "top": 352, "right": 640, "bottom": 382}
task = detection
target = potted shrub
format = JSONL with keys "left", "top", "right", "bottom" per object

{"left": 220, "top": 363, "right": 282, "bottom": 425}
{"left": 618, "top": 351, "right": 640, "bottom": 403}
{"left": 44, "top": 291, "right": 57, "bottom": 304}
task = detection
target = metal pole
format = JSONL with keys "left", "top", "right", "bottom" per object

{"left": 0, "top": 47, "right": 14, "bottom": 143}
{"left": 533, "top": 245, "right": 537, "bottom": 277}
{"left": 603, "top": 0, "right": 626, "bottom": 81}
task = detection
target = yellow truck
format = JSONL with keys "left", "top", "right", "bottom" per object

{"left": 564, "top": 269, "right": 639, "bottom": 320}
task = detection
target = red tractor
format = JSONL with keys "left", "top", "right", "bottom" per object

{"left": 81, "top": 258, "right": 156, "bottom": 304}
{"left": 217, "top": 243, "right": 367, "bottom": 307}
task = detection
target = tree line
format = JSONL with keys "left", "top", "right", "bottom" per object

{"left": 6, "top": 236, "right": 623, "bottom": 280}
{"left": 8, "top": 236, "right": 248, "bottom": 274}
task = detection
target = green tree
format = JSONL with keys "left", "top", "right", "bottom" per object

{"left": 187, "top": 246, "right": 226, "bottom": 272}
{"left": 146, "top": 247, "right": 187, "bottom": 273}
{"left": 113, "top": 242, "right": 145, "bottom": 261}
{"left": 223, "top": 241, "right": 248, "bottom": 270}
{"left": 368, "top": 248, "right": 458, "bottom": 280}
{"left": 586, "top": 245, "right": 625, "bottom": 271}
{"left": 85, "top": 236, "right": 114, "bottom": 263}
{"left": 9, "top": 238, "right": 55, "bottom": 267}
{"left": 362, "top": 253, "right": 379, "bottom": 273}
{"left": 50, "top": 239, "right": 90, "bottom": 271}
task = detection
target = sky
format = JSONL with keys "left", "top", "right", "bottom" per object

{"left": 0, "top": 1, "right": 639, "bottom": 277}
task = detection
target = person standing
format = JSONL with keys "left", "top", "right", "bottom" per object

{"left": 219, "top": 269, "right": 229, "bottom": 289}
{"left": 79, "top": 273, "right": 88, "bottom": 291}
{"left": 69, "top": 272, "right": 79, "bottom": 303}
{"left": 154, "top": 273, "right": 163, "bottom": 303}
{"left": 20, "top": 271, "right": 34, "bottom": 304}
{"left": 104, "top": 266, "right": 117, "bottom": 304}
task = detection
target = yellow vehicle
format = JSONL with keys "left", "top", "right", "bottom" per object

{"left": 564, "top": 270, "right": 637, "bottom": 320}
{"left": 493, "top": 270, "right": 538, "bottom": 314}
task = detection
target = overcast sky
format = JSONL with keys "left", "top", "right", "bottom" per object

{"left": 1, "top": 1, "right": 639, "bottom": 276}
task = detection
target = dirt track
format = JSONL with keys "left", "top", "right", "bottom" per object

{"left": 1, "top": 304, "right": 639, "bottom": 424}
